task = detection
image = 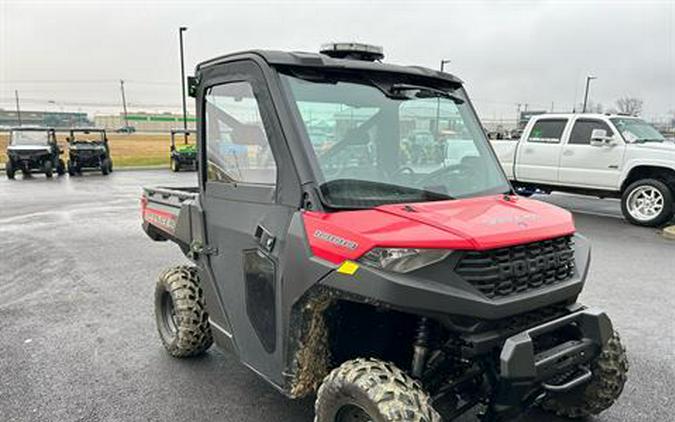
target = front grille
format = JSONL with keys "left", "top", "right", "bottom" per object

{"left": 455, "top": 236, "right": 575, "bottom": 298}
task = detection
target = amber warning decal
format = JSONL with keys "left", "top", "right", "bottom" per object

{"left": 313, "top": 230, "right": 358, "bottom": 250}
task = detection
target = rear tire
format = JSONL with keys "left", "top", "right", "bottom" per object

{"left": 315, "top": 358, "right": 441, "bottom": 422}
{"left": 541, "top": 332, "right": 628, "bottom": 418}
{"left": 154, "top": 265, "right": 213, "bottom": 357}
{"left": 6, "top": 160, "right": 15, "bottom": 180}
{"left": 621, "top": 179, "right": 673, "bottom": 227}
{"left": 44, "top": 160, "right": 53, "bottom": 178}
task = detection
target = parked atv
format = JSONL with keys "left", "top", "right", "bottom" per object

{"left": 169, "top": 128, "right": 197, "bottom": 172}
{"left": 141, "top": 43, "right": 628, "bottom": 421}
{"left": 66, "top": 128, "right": 113, "bottom": 176}
{"left": 5, "top": 127, "right": 65, "bottom": 179}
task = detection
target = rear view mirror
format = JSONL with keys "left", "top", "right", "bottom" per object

{"left": 590, "top": 129, "right": 615, "bottom": 147}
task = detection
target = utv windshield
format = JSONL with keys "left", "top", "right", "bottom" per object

{"left": 10, "top": 130, "right": 50, "bottom": 146}
{"left": 281, "top": 72, "right": 510, "bottom": 208}
{"left": 71, "top": 131, "right": 105, "bottom": 143}
{"left": 610, "top": 118, "right": 665, "bottom": 143}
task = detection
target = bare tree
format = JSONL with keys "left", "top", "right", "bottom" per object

{"left": 615, "top": 97, "right": 644, "bottom": 116}
{"left": 576, "top": 100, "right": 604, "bottom": 114}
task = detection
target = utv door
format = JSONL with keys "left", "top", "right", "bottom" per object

{"left": 198, "top": 61, "right": 296, "bottom": 384}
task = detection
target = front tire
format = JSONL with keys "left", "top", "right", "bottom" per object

{"left": 101, "top": 158, "right": 110, "bottom": 175}
{"left": 154, "top": 265, "right": 213, "bottom": 357}
{"left": 315, "top": 358, "right": 441, "bottom": 422}
{"left": 621, "top": 179, "right": 673, "bottom": 227}
{"left": 44, "top": 160, "right": 53, "bottom": 178}
{"left": 57, "top": 159, "right": 66, "bottom": 176}
{"left": 6, "top": 160, "right": 15, "bottom": 180}
{"left": 171, "top": 158, "right": 180, "bottom": 172}
{"left": 541, "top": 332, "right": 628, "bottom": 419}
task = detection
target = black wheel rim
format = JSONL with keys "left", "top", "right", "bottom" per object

{"left": 335, "top": 404, "right": 374, "bottom": 422}
{"left": 160, "top": 291, "right": 179, "bottom": 336}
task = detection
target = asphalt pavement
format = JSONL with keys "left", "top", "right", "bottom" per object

{"left": 0, "top": 170, "right": 673, "bottom": 422}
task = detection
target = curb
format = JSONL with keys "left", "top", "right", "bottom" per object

{"left": 662, "top": 225, "right": 675, "bottom": 241}
{"left": 0, "top": 164, "right": 168, "bottom": 174}
{"left": 113, "top": 165, "right": 168, "bottom": 172}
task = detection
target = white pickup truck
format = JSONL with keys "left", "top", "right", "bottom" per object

{"left": 492, "top": 113, "right": 675, "bottom": 226}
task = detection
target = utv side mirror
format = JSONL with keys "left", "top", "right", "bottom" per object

{"left": 188, "top": 76, "right": 198, "bottom": 98}
{"left": 590, "top": 129, "right": 615, "bottom": 147}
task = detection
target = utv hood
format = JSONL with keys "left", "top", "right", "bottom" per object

{"left": 303, "top": 195, "right": 575, "bottom": 264}
{"left": 70, "top": 143, "right": 105, "bottom": 151}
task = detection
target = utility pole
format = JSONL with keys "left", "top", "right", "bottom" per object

{"left": 582, "top": 75, "right": 597, "bottom": 113}
{"left": 435, "top": 59, "right": 452, "bottom": 135}
{"left": 120, "top": 80, "right": 129, "bottom": 129}
{"left": 179, "top": 26, "right": 188, "bottom": 144}
{"left": 515, "top": 103, "right": 522, "bottom": 129}
{"left": 15, "top": 90, "right": 22, "bottom": 126}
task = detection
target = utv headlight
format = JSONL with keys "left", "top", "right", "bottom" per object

{"left": 359, "top": 248, "right": 452, "bottom": 273}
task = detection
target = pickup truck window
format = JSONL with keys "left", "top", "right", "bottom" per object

{"left": 527, "top": 119, "right": 567, "bottom": 143}
{"left": 204, "top": 82, "right": 277, "bottom": 185}
{"left": 569, "top": 119, "right": 613, "bottom": 145}
{"left": 611, "top": 118, "right": 665, "bottom": 143}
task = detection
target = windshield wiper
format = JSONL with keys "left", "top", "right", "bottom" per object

{"left": 319, "top": 179, "right": 454, "bottom": 209}
{"left": 634, "top": 138, "right": 664, "bottom": 143}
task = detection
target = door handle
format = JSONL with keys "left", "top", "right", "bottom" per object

{"left": 254, "top": 224, "right": 276, "bottom": 252}
{"left": 524, "top": 147, "right": 534, "bottom": 154}
{"left": 563, "top": 149, "right": 574, "bottom": 156}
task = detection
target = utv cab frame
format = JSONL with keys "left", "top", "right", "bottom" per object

{"left": 5, "top": 127, "right": 65, "bottom": 179}
{"left": 141, "top": 43, "right": 627, "bottom": 422}
{"left": 66, "top": 128, "right": 113, "bottom": 176}
{"left": 169, "top": 128, "right": 197, "bottom": 172}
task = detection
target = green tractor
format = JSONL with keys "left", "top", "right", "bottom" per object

{"left": 169, "top": 129, "right": 197, "bottom": 172}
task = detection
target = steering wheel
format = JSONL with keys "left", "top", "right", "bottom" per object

{"left": 418, "top": 162, "right": 482, "bottom": 192}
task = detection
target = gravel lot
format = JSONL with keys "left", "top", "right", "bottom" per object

{"left": 0, "top": 170, "right": 673, "bottom": 422}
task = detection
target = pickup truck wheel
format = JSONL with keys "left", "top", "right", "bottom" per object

{"left": 541, "top": 332, "right": 628, "bottom": 418}
{"left": 314, "top": 358, "right": 441, "bottom": 422}
{"left": 621, "top": 179, "right": 673, "bottom": 227}
{"left": 154, "top": 265, "right": 213, "bottom": 357}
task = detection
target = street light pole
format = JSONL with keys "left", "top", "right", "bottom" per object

{"left": 179, "top": 26, "right": 188, "bottom": 144}
{"left": 440, "top": 59, "right": 451, "bottom": 72}
{"left": 15, "top": 90, "right": 22, "bottom": 126}
{"left": 582, "top": 75, "right": 597, "bottom": 113}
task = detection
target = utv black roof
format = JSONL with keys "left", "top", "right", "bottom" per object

{"left": 196, "top": 50, "right": 464, "bottom": 85}
{"left": 10, "top": 126, "right": 54, "bottom": 131}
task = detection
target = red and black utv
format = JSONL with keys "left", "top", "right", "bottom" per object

{"left": 141, "top": 43, "right": 627, "bottom": 421}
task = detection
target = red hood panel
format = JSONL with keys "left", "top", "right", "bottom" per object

{"left": 303, "top": 195, "right": 575, "bottom": 264}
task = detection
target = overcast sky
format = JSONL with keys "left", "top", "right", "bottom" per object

{"left": 1, "top": 0, "right": 673, "bottom": 122}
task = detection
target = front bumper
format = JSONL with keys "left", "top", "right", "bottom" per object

{"left": 490, "top": 307, "right": 612, "bottom": 415}
{"left": 500, "top": 307, "right": 611, "bottom": 382}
